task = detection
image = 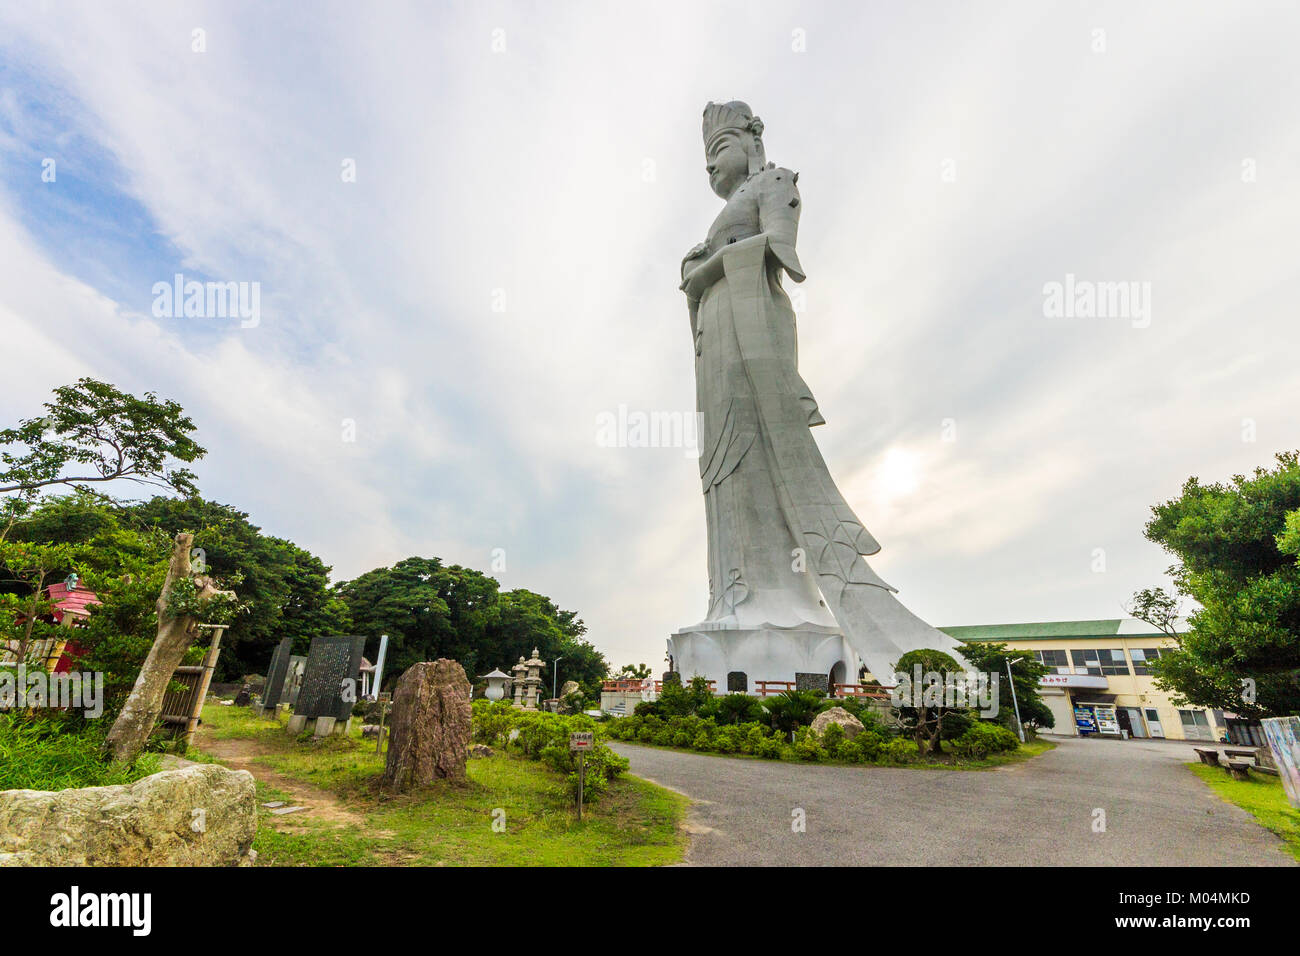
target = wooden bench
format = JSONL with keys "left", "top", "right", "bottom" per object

{"left": 1224, "top": 748, "right": 1257, "bottom": 763}
{"left": 1227, "top": 760, "right": 1252, "bottom": 781}
{"left": 1193, "top": 748, "right": 1221, "bottom": 766}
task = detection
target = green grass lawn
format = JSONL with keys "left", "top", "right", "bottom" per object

{"left": 196, "top": 703, "right": 687, "bottom": 866}
{"left": 0, "top": 714, "right": 163, "bottom": 791}
{"left": 1188, "top": 762, "right": 1300, "bottom": 862}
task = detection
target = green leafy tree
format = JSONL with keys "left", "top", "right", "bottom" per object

{"left": 6, "top": 494, "right": 346, "bottom": 682}
{"left": 958, "top": 640, "right": 1054, "bottom": 730}
{"left": 0, "top": 540, "right": 74, "bottom": 667}
{"left": 335, "top": 557, "right": 606, "bottom": 693}
{"left": 121, "top": 497, "right": 346, "bottom": 679}
{"left": 493, "top": 588, "right": 607, "bottom": 696}
{"left": 1134, "top": 451, "right": 1300, "bottom": 718}
{"left": 893, "top": 648, "right": 970, "bottom": 755}
{"left": 0, "top": 379, "right": 204, "bottom": 534}
{"left": 1, "top": 495, "right": 175, "bottom": 728}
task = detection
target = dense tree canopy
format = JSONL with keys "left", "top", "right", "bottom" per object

{"left": 116, "top": 498, "right": 348, "bottom": 679}
{"left": 6, "top": 495, "right": 346, "bottom": 681}
{"left": 0, "top": 495, "right": 173, "bottom": 725}
{"left": 1135, "top": 450, "right": 1300, "bottom": 718}
{"left": 334, "top": 557, "right": 607, "bottom": 694}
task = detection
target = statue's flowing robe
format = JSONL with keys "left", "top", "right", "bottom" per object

{"left": 684, "top": 167, "right": 961, "bottom": 681}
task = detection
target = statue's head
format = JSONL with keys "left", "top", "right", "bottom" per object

{"left": 702, "top": 100, "right": 767, "bottom": 199}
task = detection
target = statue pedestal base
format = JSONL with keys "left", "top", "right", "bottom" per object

{"left": 667, "top": 624, "right": 861, "bottom": 695}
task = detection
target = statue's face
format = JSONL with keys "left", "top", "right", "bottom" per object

{"left": 706, "top": 130, "right": 750, "bottom": 199}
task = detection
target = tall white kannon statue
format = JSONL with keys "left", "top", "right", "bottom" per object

{"left": 670, "top": 100, "right": 962, "bottom": 692}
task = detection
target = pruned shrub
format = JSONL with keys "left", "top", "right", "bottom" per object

{"left": 470, "top": 700, "right": 627, "bottom": 800}
{"left": 951, "top": 721, "right": 1020, "bottom": 758}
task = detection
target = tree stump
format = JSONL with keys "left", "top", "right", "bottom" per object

{"left": 382, "top": 659, "right": 471, "bottom": 791}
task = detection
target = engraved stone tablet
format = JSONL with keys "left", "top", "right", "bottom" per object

{"left": 293, "top": 636, "right": 366, "bottom": 721}
{"left": 795, "top": 672, "right": 829, "bottom": 694}
{"left": 260, "top": 637, "right": 294, "bottom": 711}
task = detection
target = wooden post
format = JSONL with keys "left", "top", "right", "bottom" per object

{"left": 577, "top": 751, "right": 585, "bottom": 821}
{"left": 183, "top": 624, "right": 227, "bottom": 749}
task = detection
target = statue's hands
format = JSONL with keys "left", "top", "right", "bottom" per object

{"left": 680, "top": 241, "right": 713, "bottom": 293}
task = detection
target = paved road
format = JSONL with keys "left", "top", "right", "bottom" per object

{"left": 612, "top": 736, "right": 1296, "bottom": 866}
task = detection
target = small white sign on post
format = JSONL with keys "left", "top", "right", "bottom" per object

{"left": 569, "top": 731, "right": 594, "bottom": 820}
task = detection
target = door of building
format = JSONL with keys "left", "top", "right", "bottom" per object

{"left": 1120, "top": 707, "right": 1147, "bottom": 738}
{"left": 1144, "top": 708, "right": 1165, "bottom": 738}
{"left": 1179, "top": 709, "right": 1212, "bottom": 741}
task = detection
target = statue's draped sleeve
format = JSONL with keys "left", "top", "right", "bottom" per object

{"left": 757, "top": 167, "right": 805, "bottom": 283}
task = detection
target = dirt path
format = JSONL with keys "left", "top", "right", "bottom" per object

{"left": 192, "top": 727, "right": 366, "bottom": 831}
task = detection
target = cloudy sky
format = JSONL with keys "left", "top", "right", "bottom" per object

{"left": 1, "top": 1, "right": 1296, "bottom": 671}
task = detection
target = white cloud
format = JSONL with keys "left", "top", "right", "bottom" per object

{"left": 1, "top": 1, "right": 1297, "bottom": 669}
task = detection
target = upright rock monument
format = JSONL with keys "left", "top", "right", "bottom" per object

{"left": 672, "top": 100, "right": 962, "bottom": 690}
{"left": 383, "top": 659, "right": 472, "bottom": 790}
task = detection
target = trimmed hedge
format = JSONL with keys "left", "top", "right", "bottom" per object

{"left": 471, "top": 700, "right": 629, "bottom": 800}
{"left": 950, "top": 721, "right": 1020, "bottom": 758}
{"left": 605, "top": 712, "right": 1022, "bottom": 765}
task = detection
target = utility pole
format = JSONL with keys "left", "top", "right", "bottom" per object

{"left": 1006, "top": 657, "right": 1026, "bottom": 743}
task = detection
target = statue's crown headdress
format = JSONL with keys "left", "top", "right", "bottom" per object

{"left": 702, "top": 100, "right": 764, "bottom": 147}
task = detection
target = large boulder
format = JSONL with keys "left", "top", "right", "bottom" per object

{"left": 810, "top": 706, "right": 866, "bottom": 740}
{"left": 557, "top": 680, "right": 584, "bottom": 714}
{"left": 0, "top": 764, "right": 256, "bottom": 867}
{"left": 383, "top": 659, "right": 472, "bottom": 790}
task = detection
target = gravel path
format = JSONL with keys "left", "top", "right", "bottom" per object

{"left": 612, "top": 736, "right": 1296, "bottom": 866}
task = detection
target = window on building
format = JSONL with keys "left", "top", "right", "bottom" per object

{"left": 1070, "top": 650, "right": 1101, "bottom": 676}
{"left": 1129, "top": 647, "right": 1163, "bottom": 675}
{"left": 1095, "top": 649, "right": 1130, "bottom": 675}
{"left": 1068, "top": 648, "right": 1129, "bottom": 676}
{"left": 1034, "top": 649, "right": 1069, "bottom": 673}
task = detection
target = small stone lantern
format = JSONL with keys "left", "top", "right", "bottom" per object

{"left": 511, "top": 656, "right": 528, "bottom": 707}
{"left": 481, "top": 668, "right": 512, "bottom": 702}
{"left": 522, "top": 648, "right": 545, "bottom": 710}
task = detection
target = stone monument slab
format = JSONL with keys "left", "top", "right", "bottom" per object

{"left": 795, "top": 672, "right": 830, "bottom": 694}
{"left": 285, "top": 655, "right": 307, "bottom": 707}
{"left": 259, "top": 637, "right": 293, "bottom": 714}
{"left": 288, "top": 635, "right": 366, "bottom": 735}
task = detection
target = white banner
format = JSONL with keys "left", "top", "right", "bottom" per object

{"left": 1260, "top": 716, "right": 1300, "bottom": 809}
